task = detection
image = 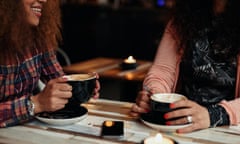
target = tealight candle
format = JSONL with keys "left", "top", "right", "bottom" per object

{"left": 121, "top": 56, "right": 138, "bottom": 70}
{"left": 124, "top": 56, "right": 136, "bottom": 64}
{"left": 144, "top": 133, "right": 175, "bottom": 144}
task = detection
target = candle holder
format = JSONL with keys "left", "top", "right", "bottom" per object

{"left": 120, "top": 56, "right": 138, "bottom": 70}
{"left": 120, "top": 62, "right": 138, "bottom": 70}
{"left": 141, "top": 133, "right": 178, "bottom": 144}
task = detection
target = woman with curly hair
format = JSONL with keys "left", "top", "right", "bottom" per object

{"left": 131, "top": 0, "right": 240, "bottom": 133}
{"left": 0, "top": 0, "right": 100, "bottom": 127}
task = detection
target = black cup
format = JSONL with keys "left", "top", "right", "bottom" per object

{"left": 141, "top": 93, "right": 186, "bottom": 125}
{"left": 64, "top": 73, "right": 96, "bottom": 107}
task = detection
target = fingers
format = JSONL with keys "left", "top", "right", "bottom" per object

{"left": 46, "top": 76, "right": 72, "bottom": 92}
{"left": 46, "top": 98, "right": 69, "bottom": 112}
{"left": 177, "top": 119, "right": 209, "bottom": 133}
{"left": 95, "top": 79, "right": 100, "bottom": 90}
{"left": 177, "top": 124, "right": 197, "bottom": 133}
{"left": 130, "top": 104, "right": 140, "bottom": 117}
{"left": 58, "top": 83, "right": 72, "bottom": 91}
{"left": 130, "top": 91, "right": 151, "bottom": 117}
{"left": 88, "top": 72, "right": 99, "bottom": 79}
{"left": 164, "top": 99, "right": 210, "bottom": 133}
{"left": 132, "top": 103, "right": 148, "bottom": 113}
{"left": 34, "top": 92, "right": 70, "bottom": 113}
{"left": 136, "top": 90, "right": 150, "bottom": 104}
{"left": 46, "top": 77, "right": 72, "bottom": 92}
{"left": 130, "top": 103, "right": 146, "bottom": 117}
{"left": 48, "top": 76, "right": 68, "bottom": 84}
{"left": 165, "top": 99, "right": 193, "bottom": 120}
{"left": 92, "top": 91, "right": 100, "bottom": 99}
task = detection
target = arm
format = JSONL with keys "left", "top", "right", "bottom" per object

{"left": 0, "top": 51, "right": 65, "bottom": 127}
{"left": 131, "top": 23, "right": 182, "bottom": 116}
{"left": 143, "top": 23, "right": 182, "bottom": 93}
{"left": 218, "top": 56, "right": 240, "bottom": 125}
{"left": 40, "top": 50, "right": 64, "bottom": 82}
{"left": 31, "top": 50, "right": 70, "bottom": 114}
{"left": 0, "top": 95, "right": 31, "bottom": 127}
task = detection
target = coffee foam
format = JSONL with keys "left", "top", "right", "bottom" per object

{"left": 151, "top": 93, "right": 186, "bottom": 103}
{"left": 63, "top": 74, "right": 95, "bottom": 81}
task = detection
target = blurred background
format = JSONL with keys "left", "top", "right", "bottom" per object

{"left": 59, "top": 0, "right": 175, "bottom": 102}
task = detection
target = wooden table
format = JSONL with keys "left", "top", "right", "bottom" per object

{"left": 1, "top": 99, "right": 240, "bottom": 144}
{"left": 63, "top": 57, "right": 152, "bottom": 82}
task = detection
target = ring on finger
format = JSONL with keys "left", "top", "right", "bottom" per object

{"left": 187, "top": 115, "right": 193, "bottom": 123}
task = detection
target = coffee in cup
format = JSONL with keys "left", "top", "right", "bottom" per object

{"left": 64, "top": 73, "right": 96, "bottom": 106}
{"left": 141, "top": 93, "right": 186, "bottom": 125}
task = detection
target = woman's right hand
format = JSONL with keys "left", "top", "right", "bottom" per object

{"left": 31, "top": 77, "right": 72, "bottom": 113}
{"left": 130, "top": 90, "right": 151, "bottom": 117}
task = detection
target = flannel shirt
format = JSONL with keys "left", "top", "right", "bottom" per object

{"left": 0, "top": 49, "right": 64, "bottom": 127}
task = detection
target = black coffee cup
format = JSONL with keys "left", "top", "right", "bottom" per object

{"left": 141, "top": 93, "right": 186, "bottom": 125}
{"left": 64, "top": 73, "right": 96, "bottom": 106}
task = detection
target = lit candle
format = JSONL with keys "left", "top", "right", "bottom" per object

{"left": 124, "top": 56, "right": 136, "bottom": 64}
{"left": 144, "top": 133, "right": 174, "bottom": 144}
{"left": 121, "top": 56, "right": 137, "bottom": 70}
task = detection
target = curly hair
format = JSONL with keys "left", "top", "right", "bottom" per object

{"left": 170, "top": 0, "right": 240, "bottom": 56}
{"left": 0, "top": 0, "right": 62, "bottom": 63}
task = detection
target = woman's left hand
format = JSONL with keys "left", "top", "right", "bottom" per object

{"left": 165, "top": 99, "right": 210, "bottom": 133}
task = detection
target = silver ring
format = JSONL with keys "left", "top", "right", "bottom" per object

{"left": 187, "top": 116, "right": 192, "bottom": 123}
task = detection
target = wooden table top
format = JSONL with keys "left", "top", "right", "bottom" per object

{"left": 1, "top": 99, "right": 240, "bottom": 144}
{"left": 63, "top": 57, "right": 152, "bottom": 81}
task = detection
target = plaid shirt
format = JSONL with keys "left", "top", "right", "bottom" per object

{"left": 0, "top": 50, "right": 64, "bottom": 127}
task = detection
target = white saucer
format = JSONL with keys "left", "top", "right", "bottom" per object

{"left": 35, "top": 106, "right": 88, "bottom": 125}
{"left": 141, "top": 118, "right": 191, "bottom": 132}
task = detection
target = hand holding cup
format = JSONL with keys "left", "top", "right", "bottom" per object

{"left": 63, "top": 73, "right": 97, "bottom": 107}
{"left": 141, "top": 93, "right": 187, "bottom": 125}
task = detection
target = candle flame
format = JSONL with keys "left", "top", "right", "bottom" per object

{"left": 128, "top": 56, "right": 134, "bottom": 60}
{"left": 104, "top": 120, "right": 114, "bottom": 127}
{"left": 124, "top": 56, "right": 136, "bottom": 63}
{"left": 155, "top": 133, "right": 163, "bottom": 142}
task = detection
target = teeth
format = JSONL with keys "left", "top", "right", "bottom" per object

{"left": 31, "top": 8, "right": 41, "bottom": 12}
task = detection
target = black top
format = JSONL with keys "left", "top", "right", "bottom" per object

{"left": 179, "top": 16, "right": 237, "bottom": 127}
{"left": 180, "top": 16, "right": 236, "bottom": 106}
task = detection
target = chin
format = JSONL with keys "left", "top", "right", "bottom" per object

{"left": 28, "top": 18, "right": 40, "bottom": 26}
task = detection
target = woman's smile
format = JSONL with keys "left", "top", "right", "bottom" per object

{"left": 23, "top": 0, "right": 47, "bottom": 26}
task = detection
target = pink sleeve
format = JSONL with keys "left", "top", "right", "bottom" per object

{"left": 143, "top": 24, "right": 181, "bottom": 93}
{"left": 220, "top": 99, "right": 240, "bottom": 125}
{"left": 220, "top": 56, "right": 240, "bottom": 125}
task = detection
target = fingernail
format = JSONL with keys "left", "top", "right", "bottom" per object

{"left": 164, "top": 114, "right": 169, "bottom": 119}
{"left": 144, "top": 109, "right": 150, "bottom": 113}
{"left": 165, "top": 121, "right": 171, "bottom": 125}
{"left": 63, "top": 77, "right": 68, "bottom": 80}
{"left": 176, "top": 129, "right": 182, "bottom": 133}
{"left": 170, "top": 103, "right": 175, "bottom": 109}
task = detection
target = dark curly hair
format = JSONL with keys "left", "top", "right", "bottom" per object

{"left": 170, "top": 0, "right": 240, "bottom": 56}
{"left": 0, "top": 0, "right": 62, "bottom": 63}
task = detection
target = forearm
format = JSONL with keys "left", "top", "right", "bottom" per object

{"left": 143, "top": 23, "right": 181, "bottom": 93}
{"left": 219, "top": 99, "right": 240, "bottom": 125}
{"left": 0, "top": 95, "right": 33, "bottom": 127}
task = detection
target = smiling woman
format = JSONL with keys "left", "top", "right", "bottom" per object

{"left": 0, "top": 0, "right": 100, "bottom": 127}
{"left": 23, "top": 0, "right": 47, "bottom": 26}
{"left": 0, "top": 0, "right": 63, "bottom": 127}
{"left": 0, "top": 0, "right": 62, "bottom": 63}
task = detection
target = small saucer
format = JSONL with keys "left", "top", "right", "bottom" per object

{"left": 140, "top": 115, "right": 191, "bottom": 132}
{"left": 120, "top": 62, "right": 138, "bottom": 70}
{"left": 35, "top": 106, "right": 88, "bottom": 125}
